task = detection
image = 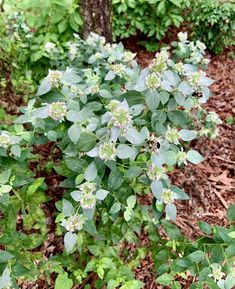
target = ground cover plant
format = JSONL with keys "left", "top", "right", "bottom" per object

{"left": 0, "top": 31, "right": 235, "bottom": 288}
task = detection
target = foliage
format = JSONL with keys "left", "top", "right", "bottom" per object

{"left": 113, "top": 0, "right": 190, "bottom": 50}
{"left": 188, "top": 0, "right": 235, "bottom": 54}
{"left": 0, "top": 32, "right": 232, "bottom": 288}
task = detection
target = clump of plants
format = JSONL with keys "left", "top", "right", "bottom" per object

{"left": 0, "top": 32, "right": 235, "bottom": 288}
{"left": 188, "top": 0, "right": 235, "bottom": 54}
{"left": 113, "top": 0, "right": 190, "bottom": 50}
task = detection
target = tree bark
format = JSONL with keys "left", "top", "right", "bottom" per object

{"left": 80, "top": 0, "right": 112, "bottom": 43}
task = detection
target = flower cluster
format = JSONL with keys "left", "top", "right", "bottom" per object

{"left": 149, "top": 51, "right": 168, "bottom": 74}
{"left": 0, "top": 133, "right": 12, "bottom": 148}
{"left": 79, "top": 182, "right": 96, "bottom": 195}
{"left": 62, "top": 214, "right": 85, "bottom": 232}
{"left": 46, "top": 69, "right": 63, "bottom": 86}
{"left": 208, "top": 264, "right": 225, "bottom": 281}
{"left": 80, "top": 194, "right": 96, "bottom": 210}
{"left": 146, "top": 73, "right": 161, "bottom": 89}
{"left": 188, "top": 71, "right": 205, "bottom": 89}
{"left": 161, "top": 189, "right": 175, "bottom": 204}
{"left": 49, "top": 102, "right": 67, "bottom": 121}
{"left": 109, "top": 107, "right": 132, "bottom": 133}
{"left": 123, "top": 51, "right": 136, "bottom": 62}
{"left": 165, "top": 127, "right": 180, "bottom": 145}
{"left": 147, "top": 164, "right": 167, "bottom": 181}
{"left": 67, "top": 41, "right": 79, "bottom": 60}
{"left": 98, "top": 142, "right": 117, "bottom": 161}
{"left": 206, "top": 112, "right": 222, "bottom": 125}
{"left": 176, "top": 151, "right": 187, "bottom": 166}
{"left": 44, "top": 42, "right": 58, "bottom": 54}
{"left": 174, "top": 62, "right": 184, "bottom": 75}
{"left": 109, "top": 64, "right": 126, "bottom": 77}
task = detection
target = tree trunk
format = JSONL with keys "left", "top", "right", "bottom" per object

{"left": 80, "top": 0, "right": 112, "bottom": 43}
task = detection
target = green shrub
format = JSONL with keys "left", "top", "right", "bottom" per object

{"left": 189, "top": 0, "right": 235, "bottom": 54}
{"left": 113, "top": 0, "right": 190, "bottom": 50}
{"left": 0, "top": 33, "right": 232, "bottom": 288}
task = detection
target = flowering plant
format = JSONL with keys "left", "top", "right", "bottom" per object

{"left": 5, "top": 32, "right": 234, "bottom": 288}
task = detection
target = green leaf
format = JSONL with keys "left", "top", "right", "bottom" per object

{"left": 37, "top": 80, "right": 51, "bottom": 96}
{"left": 187, "top": 150, "right": 204, "bottom": 164}
{"left": 84, "top": 162, "right": 97, "bottom": 181}
{"left": 0, "top": 251, "right": 13, "bottom": 263}
{"left": 127, "top": 195, "right": 136, "bottom": 208}
{"left": 10, "top": 145, "right": 21, "bottom": 157}
{"left": 198, "top": 222, "right": 212, "bottom": 234}
{"left": 68, "top": 124, "right": 81, "bottom": 144}
{"left": 64, "top": 232, "right": 77, "bottom": 253}
{"left": 156, "top": 273, "right": 173, "bottom": 286}
{"left": 227, "top": 231, "right": 235, "bottom": 238}
{"left": 96, "top": 189, "right": 109, "bottom": 200}
{"left": 227, "top": 204, "right": 235, "bottom": 222}
{"left": 117, "top": 144, "right": 136, "bottom": 159}
{"left": 62, "top": 199, "right": 74, "bottom": 217}
{"left": 109, "top": 202, "right": 121, "bottom": 214}
{"left": 125, "top": 127, "right": 145, "bottom": 145}
{"left": 55, "top": 272, "right": 73, "bottom": 289}
{"left": 0, "top": 170, "right": 11, "bottom": 185}
{"left": 146, "top": 91, "right": 160, "bottom": 112}
{"left": 179, "top": 129, "right": 197, "bottom": 141}
{"left": 120, "top": 280, "right": 144, "bottom": 289}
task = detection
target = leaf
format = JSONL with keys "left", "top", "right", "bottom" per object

{"left": 156, "top": 273, "right": 173, "bottom": 286}
{"left": 0, "top": 170, "right": 11, "bottom": 185}
{"left": 10, "top": 145, "right": 21, "bottom": 157}
{"left": 68, "top": 124, "right": 81, "bottom": 144}
{"left": 125, "top": 127, "right": 145, "bottom": 145}
{"left": 62, "top": 199, "right": 74, "bottom": 217}
{"left": 117, "top": 144, "right": 137, "bottom": 159}
{"left": 0, "top": 251, "right": 13, "bottom": 263}
{"left": 0, "top": 185, "right": 12, "bottom": 194}
{"left": 64, "top": 232, "right": 77, "bottom": 253}
{"left": 96, "top": 189, "right": 109, "bottom": 200}
{"left": 165, "top": 204, "right": 177, "bottom": 221}
{"left": 37, "top": 79, "right": 52, "bottom": 96}
{"left": 179, "top": 129, "right": 197, "bottom": 141}
{"left": 84, "top": 162, "right": 97, "bottom": 181}
{"left": 146, "top": 91, "right": 160, "bottom": 112}
{"left": 198, "top": 222, "right": 212, "bottom": 234}
{"left": 105, "top": 71, "right": 116, "bottom": 81}
{"left": 124, "top": 208, "right": 133, "bottom": 222}
{"left": 151, "top": 180, "right": 163, "bottom": 199}
{"left": 187, "top": 150, "right": 204, "bottom": 164}
{"left": 109, "top": 202, "right": 121, "bottom": 214}
{"left": 55, "top": 272, "right": 73, "bottom": 289}
{"left": 227, "top": 204, "right": 235, "bottom": 222}
{"left": 227, "top": 231, "right": 235, "bottom": 238}
{"left": 127, "top": 195, "right": 136, "bottom": 208}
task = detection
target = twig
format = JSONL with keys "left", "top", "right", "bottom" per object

{"left": 212, "top": 189, "right": 228, "bottom": 209}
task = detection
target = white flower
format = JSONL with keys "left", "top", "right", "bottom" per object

{"left": 196, "top": 40, "right": 206, "bottom": 51}
{"left": 147, "top": 164, "right": 167, "bottom": 181}
{"left": 80, "top": 194, "right": 96, "bottom": 209}
{"left": 208, "top": 264, "right": 225, "bottom": 281}
{"left": 177, "top": 151, "right": 187, "bottom": 166}
{"left": 44, "top": 42, "right": 57, "bottom": 54}
{"left": 67, "top": 42, "right": 79, "bottom": 60}
{"left": 188, "top": 70, "right": 205, "bottom": 88}
{"left": 107, "top": 100, "right": 121, "bottom": 112}
{"left": 91, "top": 84, "right": 100, "bottom": 94}
{"left": 49, "top": 102, "right": 67, "bottom": 121}
{"left": 0, "top": 133, "right": 11, "bottom": 148}
{"left": 109, "top": 108, "right": 132, "bottom": 130}
{"left": 177, "top": 32, "right": 188, "bottom": 42}
{"left": 174, "top": 62, "right": 184, "bottom": 74}
{"left": 62, "top": 214, "right": 84, "bottom": 232}
{"left": 98, "top": 142, "right": 117, "bottom": 161}
{"left": 110, "top": 64, "right": 126, "bottom": 77}
{"left": 79, "top": 182, "right": 96, "bottom": 195}
{"left": 149, "top": 51, "right": 168, "bottom": 73}
{"left": 146, "top": 73, "right": 161, "bottom": 89}
{"left": 161, "top": 189, "right": 175, "bottom": 204}
{"left": 206, "top": 112, "right": 222, "bottom": 125}
{"left": 46, "top": 69, "right": 63, "bottom": 86}
{"left": 123, "top": 51, "right": 136, "bottom": 62}
{"left": 165, "top": 126, "right": 180, "bottom": 145}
